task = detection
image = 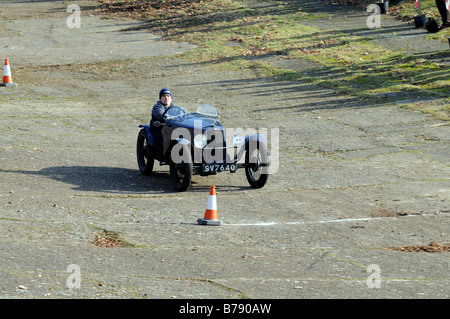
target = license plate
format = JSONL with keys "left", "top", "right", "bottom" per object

{"left": 202, "top": 163, "right": 236, "bottom": 172}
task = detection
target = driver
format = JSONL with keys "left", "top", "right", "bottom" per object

{"left": 151, "top": 88, "right": 173, "bottom": 125}
{"left": 150, "top": 88, "right": 174, "bottom": 154}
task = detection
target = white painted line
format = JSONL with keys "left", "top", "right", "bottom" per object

{"left": 286, "top": 216, "right": 383, "bottom": 225}
{"left": 225, "top": 222, "right": 279, "bottom": 226}
{"left": 225, "top": 212, "right": 448, "bottom": 227}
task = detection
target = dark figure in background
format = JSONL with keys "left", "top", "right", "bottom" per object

{"left": 436, "top": 0, "right": 450, "bottom": 29}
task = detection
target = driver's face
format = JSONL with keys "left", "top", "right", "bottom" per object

{"left": 160, "top": 93, "right": 172, "bottom": 106}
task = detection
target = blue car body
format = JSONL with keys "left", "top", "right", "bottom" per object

{"left": 137, "top": 104, "right": 269, "bottom": 191}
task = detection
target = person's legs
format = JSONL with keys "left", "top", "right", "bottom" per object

{"left": 436, "top": 0, "right": 450, "bottom": 27}
{"left": 150, "top": 126, "right": 164, "bottom": 159}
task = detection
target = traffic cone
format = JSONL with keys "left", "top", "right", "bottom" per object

{"left": 197, "top": 186, "right": 223, "bottom": 226}
{"left": 1, "top": 59, "right": 17, "bottom": 87}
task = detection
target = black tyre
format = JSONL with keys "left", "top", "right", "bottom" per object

{"left": 169, "top": 145, "right": 192, "bottom": 191}
{"left": 136, "top": 129, "right": 155, "bottom": 176}
{"left": 245, "top": 142, "right": 269, "bottom": 188}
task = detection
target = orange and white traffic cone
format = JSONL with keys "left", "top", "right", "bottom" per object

{"left": 1, "top": 59, "right": 17, "bottom": 87}
{"left": 197, "top": 186, "right": 223, "bottom": 226}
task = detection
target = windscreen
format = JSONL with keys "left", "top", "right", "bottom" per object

{"left": 196, "top": 104, "right": 218, "bottom": 117}
{"left": 165, "top": 106, "right": 188, "bottom": 119}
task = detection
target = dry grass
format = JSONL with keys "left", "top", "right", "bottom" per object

{"left": 93, "top": 0, "right": 449, "bottom": 120}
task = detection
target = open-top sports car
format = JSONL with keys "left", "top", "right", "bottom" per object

{"left": 137, "top": 104, "right": 269, "bottom": 191}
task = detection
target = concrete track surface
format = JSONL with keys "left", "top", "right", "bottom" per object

{"left": 0, "top": 0, "right": 448, "bottom": 299}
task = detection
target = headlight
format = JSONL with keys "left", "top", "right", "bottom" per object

{"left": 232, "top": 134, "right": 245, "bottom": 147}
{"left": 194, "top": 134, "right": 207, "bottom": 148}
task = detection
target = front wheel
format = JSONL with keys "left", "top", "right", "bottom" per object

{"left": 137, "top": 129, "right": 155, "bottom": 176}
{"left": 245, "top": 142, "right": 269, "bottom": 188}
{"left": 170, "top": 145, "right": 192, "bottom": 191}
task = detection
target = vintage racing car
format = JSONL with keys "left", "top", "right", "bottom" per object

{"left": 137, "top": 104, "right": 269, "bottom": 191}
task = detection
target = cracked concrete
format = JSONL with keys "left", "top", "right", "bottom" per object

{"left": 0, "top": 0, "right": 448, "bottom": 299}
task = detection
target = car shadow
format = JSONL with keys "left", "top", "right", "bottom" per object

{"left": 2, "top": 166, "right": 251, "bottom": 194}
{"left": 3, "top": 166, "right": 175, "bottom": 194}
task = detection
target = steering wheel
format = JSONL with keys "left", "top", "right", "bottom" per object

{"left": 160, "top": 106, "right": 171, "bottom": 123}
{"left": 162, "top": 106, "right": 186, "bottom": 121}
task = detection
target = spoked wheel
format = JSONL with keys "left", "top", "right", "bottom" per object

{"left": 136, "top": 129, "right": 155, "bottom": 176}
{"left": 245, "top": 142, "right": 269, "bottom": 188}
{"left": 170, "top": 145, "right": 192, "bottom": 192}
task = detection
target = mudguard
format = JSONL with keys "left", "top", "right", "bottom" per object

{"left": 139, "top": 124, "right": 156, "bottom": 146}
{"left": 235, "top": 133, "right": 267, "bottom": 162}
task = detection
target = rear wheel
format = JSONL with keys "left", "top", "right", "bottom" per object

{"left": 245, "top": 142, "right": 269, "bottom": 188}
{"left": 170, "top": 145, "right": 192, "bottom": 191}
{"left": 136, "top": 129, "right": 154, "bottom": 176}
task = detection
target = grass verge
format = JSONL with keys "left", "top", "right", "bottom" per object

{"left": 96, "top": 0, "right": 447, "bottom": 119}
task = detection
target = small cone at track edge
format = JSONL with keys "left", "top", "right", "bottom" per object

{"left": 197, "top": 186, "right": 223, "bottom": 226}
{"left": 1, "top": 59, "right": 17, "bottom": 87}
